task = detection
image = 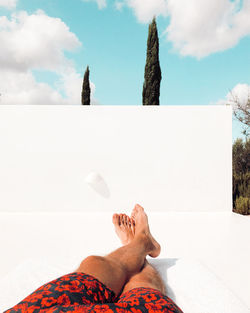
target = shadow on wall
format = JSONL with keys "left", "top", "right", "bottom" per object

{"left": 85, "top": 171, "right": 110, "bottom": 198}
{"left": 149, "top": 258, "right": 178, "bottom": 303}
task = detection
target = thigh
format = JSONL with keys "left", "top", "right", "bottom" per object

{"left": 116, "top": 287, "right": 183, "bottom": 313}
{"left": 4, "top": 272, "right": 116, "bottom": 313}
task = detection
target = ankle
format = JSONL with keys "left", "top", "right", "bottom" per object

{"left": 134, "top": 233, "right": 151, "bottom": 252}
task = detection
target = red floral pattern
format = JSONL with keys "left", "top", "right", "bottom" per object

{"left": 4, "top": 273, "right": 183, "bottom": 313}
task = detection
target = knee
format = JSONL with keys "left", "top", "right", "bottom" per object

{"left": 81, "top": 255, "right": 105, "bottom": 266}
{"left": 77, "top": 255, "right": 106, "bottom": 272}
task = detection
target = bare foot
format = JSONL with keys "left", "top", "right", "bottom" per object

{"left": 131, "top": 204, "right": 161, "bottom": 258}
{"left": 112, "top": 213, "right": 135, "bottom": 245}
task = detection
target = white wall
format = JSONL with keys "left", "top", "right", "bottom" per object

{"left": 0, "top": 105, "right": 232, "bottom": 212}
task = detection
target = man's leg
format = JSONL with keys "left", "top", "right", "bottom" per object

{"left": 111, "top": 209, "right": 165, "bottom": 295}
{"left": 112, "top": 214, "right": 183, "bottom": 312}
{"left": 117, "top": 261, "right": 184, "bottom": 313}
{"left": 5, "top": 205, "right": 170, "bottom": 313}
{"left": 121, "top": 260, "right": 166, "bottom": 295}
{"left": 76, "top": 204, "right": 161, "bottom": 296}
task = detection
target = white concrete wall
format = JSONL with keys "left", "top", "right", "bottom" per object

{"left": 0, "top": 105, "right": 232, "bottom": 212}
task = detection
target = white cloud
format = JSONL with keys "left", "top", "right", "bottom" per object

{"left": 0, "top": 69, "right": 65, "bottom": 105}
{"left": 0, "top": 0, "right": 17, "bottom": 10}
{"left": 120, "top": 0, "right": 250, "bottom": 58}
{"left": 217, "top": 83, "right": 250, "bottom": 111}
{"left": 218, "top": 83, "right": 250, "bottom": 136}
{"left": 82, "top": 0, "right": 106, "bottom": 9}
{"left": 114, "top": 1, "right": 125, "bottom": 11}
{"left": 0, "top": 10, "right": 81, "bottom": 72}
{"left": 0, "top": 10, "right": 99, "bottom": 105}
{"left": 0, "top": 68, "right": 98, "bottom": 105}
{"left": 166, "top": 0, "right": 250, "bottom": 58}
{"left": 124, "top": 0, "right": 168, "bottom": 22}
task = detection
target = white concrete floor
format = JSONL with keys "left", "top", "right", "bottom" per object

{"left": 0, "top": 212, "right": 249, "bottom": 308}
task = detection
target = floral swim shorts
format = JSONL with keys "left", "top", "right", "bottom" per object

{"left": 4, "top": 272, "right": 183, "bottom": 313}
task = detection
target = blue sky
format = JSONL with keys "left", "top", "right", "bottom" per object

{"left": 0, "top": 0, "right": 249, "bottom": 141}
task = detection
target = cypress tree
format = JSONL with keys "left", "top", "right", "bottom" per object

{"left": 142, "top": 17, "right": 162, "bottom": 105}
{"left": 81, "top": 66, "right": 91, "bottom": 105}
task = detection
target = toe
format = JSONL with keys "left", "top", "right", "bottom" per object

{"left": 119, "top": 214, "right": 125, "bottom": 226}
{"left": 120, "top": 216, "right": 126, "bottom": 230}
{"left": 122, "top": 214, "right": 127, "bottom": 225}
{"left": 118, "top": 214, "right": 123, "bottom": 226}
{"left": 131, "top": 205, "right": 138, "bottom": 219}
{"left": 136, "top": 203, "right": 144, "bottom": 212}
{"left": 125, "top": 215, "right": 130, "bottom": 226}
{"left": 112, "top": 213, "right": 119, "bottom": 225}
{"left": 131, "top": 218, "right": 135, "bottom": 233}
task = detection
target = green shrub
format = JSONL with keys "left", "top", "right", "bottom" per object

{"left": 234, "top": 196, "right": 250, "bottom": 215}
{"left": 232, "top": 138, "right": 250, "bottom": 215}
